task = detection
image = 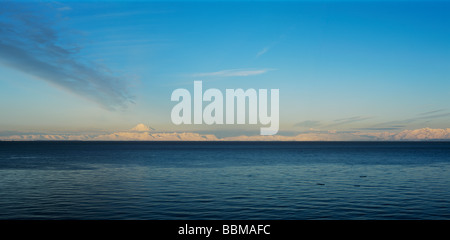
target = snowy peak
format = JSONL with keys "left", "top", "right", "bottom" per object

{"left": 130, "top": 123, "right": 154, "bottom": 132}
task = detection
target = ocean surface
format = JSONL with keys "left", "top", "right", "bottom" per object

{"left": 0, "top": 141, "right": 449, "bottom": 220}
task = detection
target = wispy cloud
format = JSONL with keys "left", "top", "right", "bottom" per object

{"left": 192, "top": 68, "right": 274, "bottom": 77}
{"left": 354, "top": 127, "right": 405, "bottom": 131}
{"left": 373, "top": 111, "right": 450, "bottom": 128}
{"left": 255, "top": 33, "right": 287, "bottom": 58}
{"left": 0, "top": 2, "right": 134, "bottom": 110}
{"left": 57, "top": 6, "right": 72, "bottom": 11}
{"left": 256, "top": 46, "right": 270, "bottom": 58}
{"left": 417, "top": 109, "right": 446, "bottom": 116}
{"left": 414, "top": 112, "right": 450, "bottom": 121}
{"left": 294, "top": 120, "right": 321, "bottom": 128}
{"left": 325, "top": 116, "right": 372, "bottom": 128}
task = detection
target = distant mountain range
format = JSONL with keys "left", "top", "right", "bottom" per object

{"left": 1, "top": 124, "right": 450, "bottom": 141}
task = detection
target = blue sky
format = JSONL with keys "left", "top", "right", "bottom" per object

{"left": 0, "top": 0, "right": 449, "bottom": 137}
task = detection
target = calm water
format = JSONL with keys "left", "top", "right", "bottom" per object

{"left": 0, "top": 141, "right": 449, "bottom": 220}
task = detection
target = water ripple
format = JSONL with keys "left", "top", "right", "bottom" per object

{"left": 1, "top": 142, "right": 450, "bottom": 219}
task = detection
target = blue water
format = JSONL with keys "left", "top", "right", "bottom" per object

{"left": 0, "top": 141, "right": 449, "bottom": 220}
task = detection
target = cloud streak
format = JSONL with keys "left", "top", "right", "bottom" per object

{"left": 372, "top": 111, "right": 450, "bottom": 128}
{"left": 417, "top": 109, "right": 446, "bottom": 116}
{"left": 324, "top": 116, "right": 372, "bottom": 128}
{"left": 256, "top": 47, "right": 270, "bottom": 58}
{"left": 192, "top": 68, "right": 273, "bottom": 77}
{"left": 0, "top": 2, "right": 134, "bottom": 110}
{"left": 255, "top": 33, "right": 287, "bottom": 58}
{"left": 294, "top": 120, "right": 321, "bottom": 128}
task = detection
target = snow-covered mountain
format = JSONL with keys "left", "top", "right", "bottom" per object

{"left": 129, "top": 123, "right": 154, "bottom": 132}
{"left": 1, "top": 127, "right": 450, "bottom": 141}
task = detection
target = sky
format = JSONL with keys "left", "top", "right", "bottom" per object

{"left": 0, "top": 0, "right": 450, "bottom": 139}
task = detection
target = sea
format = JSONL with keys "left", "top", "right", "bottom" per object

{"left": 0, "top": 141, "right": 449, "bottom": 220}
